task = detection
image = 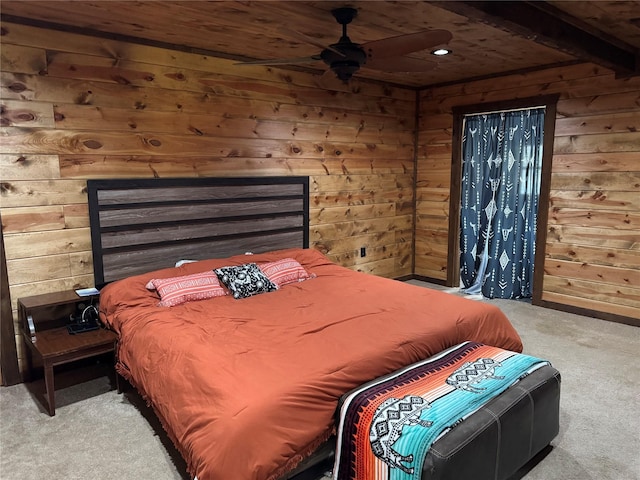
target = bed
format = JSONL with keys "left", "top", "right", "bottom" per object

{"left": 89, "top": 177, "right": 523, "bottom": 480}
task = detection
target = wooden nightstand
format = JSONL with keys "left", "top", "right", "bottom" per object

{"left": 18, "top": 290, "right": 118, "bottom": 416}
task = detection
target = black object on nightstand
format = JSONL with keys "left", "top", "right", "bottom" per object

{"left": 66, "top": 301, "right": 101, "bottom": 334}
{"left": 18, "top": 290, "right": 117, "bottom": 416}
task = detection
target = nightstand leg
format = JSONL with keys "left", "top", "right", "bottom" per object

{"left": 43, "top": 362, "right": 55, "bottom": 416}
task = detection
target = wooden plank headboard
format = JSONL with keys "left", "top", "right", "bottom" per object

{"left": 87, "top": 177, "right": 309, "bottom": 287}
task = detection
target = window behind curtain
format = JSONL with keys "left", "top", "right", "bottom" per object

{"left": 459, "top": 107, "right": 546, "bottom": 299}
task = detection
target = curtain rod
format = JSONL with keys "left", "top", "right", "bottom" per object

{"left": 464, "top": 105, "right": 546, "bottom": 117}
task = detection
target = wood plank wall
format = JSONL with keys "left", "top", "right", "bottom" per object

{"left": 416, "top": 63, "right": 640, "bottom": 321}
{"left": 0, "top": 22, "right": 416, "bottom": 371}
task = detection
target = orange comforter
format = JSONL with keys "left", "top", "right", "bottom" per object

{"left": 99, "top": 248, "right": 522, "bottom": 480}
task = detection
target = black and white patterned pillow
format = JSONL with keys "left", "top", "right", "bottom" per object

{"left": 214, "top": 263, "right": 277, "bottom": 299}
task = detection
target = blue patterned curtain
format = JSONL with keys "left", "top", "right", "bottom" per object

{"left": 459, "top": 108, "right": 545, "bottom": 299}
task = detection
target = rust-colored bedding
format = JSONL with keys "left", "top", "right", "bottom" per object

{"left": 99, "top": 248, "right": 522, "bottom": 480}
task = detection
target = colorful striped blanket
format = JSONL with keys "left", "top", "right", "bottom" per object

{"left": 333, "top": 342, "right": 549, "bottom": 480}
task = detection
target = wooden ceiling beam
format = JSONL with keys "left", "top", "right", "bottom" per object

{"left": 430, "top": 1, "right": 638, "bottom": 76}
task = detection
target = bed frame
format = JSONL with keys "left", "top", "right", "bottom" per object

{"left": 87, "top": 177, "right": 548, "bottom": 480}
{"left": 87, "top": 176, "right": 334, "bottom": 478}
{"left": 87, "top": 176, "right": 309, "bottom": 288}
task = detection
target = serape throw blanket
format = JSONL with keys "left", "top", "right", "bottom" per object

{"left": 333, "top": 341, "right": 549, "bottom": 480}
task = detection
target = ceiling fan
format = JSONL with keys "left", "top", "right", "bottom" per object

{"left": 237, "top": 7, "right": 453, "bottom": 82}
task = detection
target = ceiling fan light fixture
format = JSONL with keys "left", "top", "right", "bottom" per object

{"left": 431, "top": 48, "right": 451, "bottom": 56}
{"left": 320, "top": 38, "right": 366, "bottom": 83}
{"left": 331, "top": 62, "right": 361, "bottom": 82}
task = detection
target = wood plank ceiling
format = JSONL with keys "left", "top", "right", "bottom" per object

{"left": 1, "top": 1, "right": 639, "bottom": 87}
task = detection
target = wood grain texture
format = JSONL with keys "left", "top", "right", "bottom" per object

{"left": 313, "top": 229, "right": 409, "bottom": 257}
{"left": 542, "top": 275, "right": 640, "bottom": 311}
{"left": 0, "top": 206, "right": 65, "bottom": 233}
{"left": 550, "top": 172, "right": 640, "bottom": 191}
{"left": 0, "top": 1, "right": 577, "bottom": 87}
{"left": 1, "top": 70, "right": 412, "bottom": 121}
{"left": 544, "top": 259, "right": 639, "bottom": 288}
{"left": 417, "top": 61, "right": 640, "bottom": 320}
{"left": 541, "top": 290, "right": 640, "bottom": 320}
{"left": 554, "top": 111, "right": 640, "bottom": 136}
{"left": 549, "top": 207, "right": 639, "bottom": 230}
{"left": 548, "top": 1, "right": 640, "bottom": 50}
{"left": 552, "top": 152, "right": 639, "bottom": 172}
{"left": 547, "top": 225, "right": 640, "bottom": 250}
{"left": 51, "top": 104, "right": 413, "bottom": 145}
{"left": 8, "top": 274, "right": 94, "bottom": 311}
{"left": 2, "top": 14, "right": 638, "bottom": 369}
{"left": 0, "top": 154, "right": 60, "bottom": 180}
{"left": 549, "top": 191, "right": 639, "bottom": 212}
{"left": 3, "top": 228, "right": 91, "bottom": 260}
{"left": 58, "top": 156, "right": 412, "bottom": 179}
{"left": 1, "top": 99, "right": 54, "bottom": 128}
{"left": 553, "top": 131, "right": 640, "bottom": 154}
{"left": 0, "top": 21, "right": 417, "bottom": 369}
{"left": 0, "top": 43, "right": 46, "bottom": 75}
{"left": 0, "top": 180, "right": 88, "bottom": 208}
{"left": 87, "top": 179, "right": 309, "bottom": 286}
{"left": 544, "top": 242, "right": 639, "bottom": 269}
{"left": 1, "top": 127, "right": 414, "bottom": 159}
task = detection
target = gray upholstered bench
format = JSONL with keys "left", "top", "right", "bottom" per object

{"left": 422, "top": 364, "right": 560, "bottom": 479}
{"left": 331, "top": 344, "right": 561, "bottom": 480}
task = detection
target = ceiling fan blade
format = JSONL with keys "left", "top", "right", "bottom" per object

{"left": 236, "top": 55, "right": 322, "bottom": 66}
{"left": 362, "top": 29, "right": 453, "bottom": 59}
{"left": 365, "top": 56, "right": 437, "bottom": 73}
{"left": 251, "top": 1, "right": 346, "bottom": 57}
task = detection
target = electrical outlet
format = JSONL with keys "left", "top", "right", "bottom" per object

{"left": 360, "top": 247, "right": 366, "bottom": 257}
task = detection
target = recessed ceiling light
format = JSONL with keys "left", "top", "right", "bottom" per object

{"left": 431, "top": 48, "right": 451, "bottom": 56}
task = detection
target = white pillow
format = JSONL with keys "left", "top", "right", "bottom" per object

{"left": 175, "top": 259, "right": 197, "bottom": 267}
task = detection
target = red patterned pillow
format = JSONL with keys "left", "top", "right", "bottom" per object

{"left": 147, "top": 271, "right": 228, "bottom": 307}
{"left": 258, "top": 258, "right": 313, "bottom": 288}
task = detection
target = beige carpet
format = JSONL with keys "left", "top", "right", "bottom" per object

{"left": 1, "top": 281, "right": 639, "bottom": 480}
